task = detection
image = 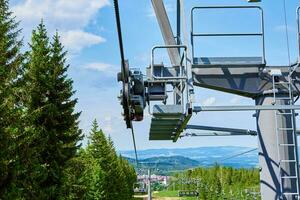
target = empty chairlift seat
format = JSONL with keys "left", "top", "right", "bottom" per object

{"left": 147, "top": 45, "right": 190, "bottom": 141}
{"left": 193, "top": 56, "right": 264, "bottom": 67}
{"left": 149, "top": 105, "right": 192, "bottom": 141}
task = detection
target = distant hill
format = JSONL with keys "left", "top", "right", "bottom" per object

{"left": 120, "top": 146, "right": 258, "bottom": 170}
{"left": 125, "top": 155, "right": 199, "bottom": 173}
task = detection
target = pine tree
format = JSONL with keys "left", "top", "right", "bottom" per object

{"left": 0, "top": 0, "right": 23, "bottom": 196}
{"left": 20, "top": 22, "right": 82, "bottom": 199}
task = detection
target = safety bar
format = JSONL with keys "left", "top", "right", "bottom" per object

{"left": 191, "top": 6, "right": 265, "bottom": 64}
{"left": 148, "top": 45, "right": 189, "bottom": 116}
{"left": 297, "top": 7, "right": 300, "bottom": 62}
{"left": 151, "top": 45, "right": 188, "bottom": 80}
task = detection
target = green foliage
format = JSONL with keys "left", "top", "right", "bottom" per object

{"left": 0, "top": 0, "right": 23, "bottom": 197}
{"left": 169, "top": 165, "right": 261, "bottom": 200}
{"left": 5, "top": 21, "right": 82, "bottom": 199}
{"left": 60, "top": 120, "right": 136, "bottom": 200}
{"left": 0, "top": 2, "right": 135, "bottom": 200}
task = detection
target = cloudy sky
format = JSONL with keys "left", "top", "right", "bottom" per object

{"left": 9, "top": 0, "right": 300, "bottom": 151}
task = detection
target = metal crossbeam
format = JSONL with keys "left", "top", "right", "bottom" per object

{"left": 193, "top": 105, "right": 300, "bottom": 112}
{"left": 186, "top": 125, "right": 257, "bottom": 136}
{"left": 151, "top": 0, "right": 181, "bottom": 66}
{"left": 183, "top": 125, "right": 300, "bottom": 137}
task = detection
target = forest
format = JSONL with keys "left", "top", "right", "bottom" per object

{"left": 0, "top": 0, "right": 136, "bottom": 199}
{"left": 166, "top": 166, "right": 261, "bottom": 200}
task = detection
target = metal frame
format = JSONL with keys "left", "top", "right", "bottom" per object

{"left": 184, "top": 132, "right": 255, "bottom": 137}
{"left": 172, "top": 110, "right": 192, "bottom": 142}
{"left": 151, "top": 45, "right": 187, "bottom": 80}
{"left": 185, "top": 125, "right": 257, "bottom": 135}
{"left": 149, "top": 45, "right": 189, "bottom": 115}
{"left": 184, "top": 130, "right": 300, "bottom": 137}
{"left": 297, "top": 7, "right": 300, "bottom": 62}
{"left": 177, "top": 0, "right": 181, "bottom": 47}
{"left": 190, "top": 6, "right": 265, "bottom": 64}
{"left": 193, "top": 105, "right": 300, "bottom": 112}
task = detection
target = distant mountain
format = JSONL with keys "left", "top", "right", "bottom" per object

{"left": 124, "top": 156, "right": 200, "bottom": 174}
{"left": 120, "top": 146, "right": 259, "bottom": 169}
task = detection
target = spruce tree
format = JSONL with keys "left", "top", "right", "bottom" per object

{"left": 119, "top": 156, "right": 137, "bottom": 199}
{"left": 0, "top": 0, "right": 23, "bottom": 196}
{"left": 88, "top": 120, "right": 130, "bottom": 200}
{"left": 21, "top": 22, "right": 82, "bottom": 199}
{"left": 59, "top": 149, "right": 96, "bottom": 200}
{"left": 107, "top": 136, "right": 128, "bottom": 200}
{"left": 87, "top": 120, "right": 109, "bottom": 199}
{"left": 49, "top": 32, "right": 82, "bottom": 172}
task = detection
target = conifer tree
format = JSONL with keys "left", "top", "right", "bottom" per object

{"left": 0, "top": 0, "right": 23, "bottom": 196}
{"left": 87, "top": 120, "right": 111, "bottom": 200}
{"left": 49, "top": 32, "right": 82, "bottom": 173}
{"left": 88, "top": 120, "right": 134, "bottom": 200}
{"left": 59, "top": 150, "right": 89, "bottom": 200}
{"left": 21, "top": 22, "right": 82, "bottom": 199}
{"left": 107, "top": 136, "right": 128, "bottom": 200}
{"left": 119, "top": 156, "right": 137, "bottom": 199}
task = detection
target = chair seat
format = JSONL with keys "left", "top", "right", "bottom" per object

{"left": 193, "top": 56, "right": 264, "bottom": 66}
{"left": 149, "top": 105, "right": 190, "bottom": 141}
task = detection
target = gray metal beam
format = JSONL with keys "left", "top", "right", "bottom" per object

{"left": 192, "top": 65, "right": 300, "bottom": 98}
{"left": 151, "top": 0, "right": 181, "bottom": 66}
{"left": 176, "top": 0, "right": 181, "bottom": 46}
{"left": 185, "top": 125, "right": 257, "bottom": 135}
{"left": 184, "top": 132, "right": 254, "bottom": 137}
{"left": 193, "top": 105, "right": 300, "bottom": 112}
{"left": 255, "top": 95, "right": 299, "bottom": 199}
{"left": 183, "top": 131, "right": 300, "bottom": 137}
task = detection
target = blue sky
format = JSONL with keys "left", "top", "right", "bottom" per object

{"left": 9, "top": 0, "right": 300, "bottom": 151}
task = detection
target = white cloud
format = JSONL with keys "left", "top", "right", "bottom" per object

{"left": 12, "top": 0, "right": 110, "bottom": 53}
{"left": 13, "top": 0, "right": 110, "bottom": 29}
{"left": 84, "top": 62, "right": 118, "bottom": 77}
{"left": 201, "top": 97, "right": 216, "bottom": 106}
{"left": 60, "top": 30, "right": 106, "bottom": 53}
{"left": 85, "top": 62, "right": 116, "bottom": 72}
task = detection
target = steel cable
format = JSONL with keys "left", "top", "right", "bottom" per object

{"left": 130, "top": 121, "right": 139, "bottom": 168}
{"left": 113, "top": 0, "right": 139, "bottom": 168}
{"left": 113, "top": 0, "right": 126, "bottom": 76}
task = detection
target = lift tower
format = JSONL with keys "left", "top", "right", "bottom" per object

{"left": 114, "top": 1, "right": 300, "bottom": 199}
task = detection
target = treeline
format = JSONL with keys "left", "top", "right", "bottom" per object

{"left": 169, "top": 165, "right": 261, "bottom": 200}
{"left": 0, "top": 0, "right": 136, "bottom": 199}
{"left": 60, "top": 120, "right": 136, "bottom": 200}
